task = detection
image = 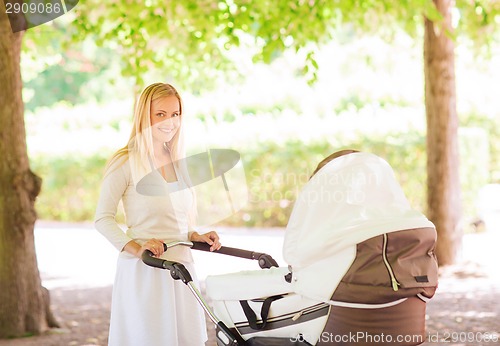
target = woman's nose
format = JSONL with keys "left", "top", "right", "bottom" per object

{"left": 163, "top": 117, "right": 174, "bottom": 127}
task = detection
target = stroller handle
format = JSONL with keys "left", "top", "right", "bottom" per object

{"left": 142, "top": 241, "right": 279, "bottom": 270}
{"left": 191, "top": 241, "right": 279, "bottom": 269}
{"left": 141, "top": 246, "right": 194, "bottom": 284}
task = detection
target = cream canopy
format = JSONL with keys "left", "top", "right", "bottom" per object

{"left": 283, "top": 152, "right": 435, "bottom": 301}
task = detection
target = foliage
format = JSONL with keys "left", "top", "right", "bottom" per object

{"left": 31, "top": 126, "right": 489, "bottom": 228}
{"left": 221, "top": 128, "right": 489, "bottom": 228}
{"left": 37, "top": 0, "right": 446, "bottom": 89}
{"left": 225, "top": 134, "right": 429, "bottom": 227}
{"left": 22, "top": 38, "right": 134, "bottom": 112}
{"left": 22, "top": 0, "right": 500, "bottom": 230}
{"left": 18, "top": 0, "right": 497, "bottom": 98}
{"left": 458, "top": 127, "right": 490, "bottom": 220}
{"left": 461, "top": 111, "right": 500, "bottom": 182}
{"left": 62, "top": 1, "right": 497, "bottom": 83}
{"left": 455, "top": 0, "right": 500, "bottom": 50}
{"left": 30, "top": 154, "right": 109, "bottom": 221}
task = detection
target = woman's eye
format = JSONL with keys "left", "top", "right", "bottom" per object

{"left": 172, "top": 113, "right": 179, "bottom": 117}
{"left": 156, "top": 113, "right": 165, "bottom": 117}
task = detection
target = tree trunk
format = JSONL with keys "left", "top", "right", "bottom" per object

{"left": 0, "top": 8, "right": 58, "bottom": 338}
{"left": 423, "top": 0, "right": 462, "bottom": 266}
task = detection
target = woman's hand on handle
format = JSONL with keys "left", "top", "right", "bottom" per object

{"left": 190, "top": 231, "right": 222, "bottom": 252}
{"left": 140, "top": 238, "right": 165, "bottom": 257}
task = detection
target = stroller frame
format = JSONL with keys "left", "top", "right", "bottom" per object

{"left": 142, "top": 240, "right": 305, "bottom": 346}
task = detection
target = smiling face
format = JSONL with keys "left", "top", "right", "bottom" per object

{"left": 150, "top": 95, "right": 181, "bottom": 144}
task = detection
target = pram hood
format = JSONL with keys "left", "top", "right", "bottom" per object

{"left": 283, "top": 152, "right": 435, "bottom": 301}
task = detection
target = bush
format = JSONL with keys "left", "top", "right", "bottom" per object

{"left": 31, "top": 154, "right": 109, "bottom": 222}
{"left": 30, "top": 128, "right": 490, "bottom": 228}
{"left": 459, "top": 127, "right": 490, "bottom": 220}
{"left": 223, "top": 133, "right": 428, "bottom": 227}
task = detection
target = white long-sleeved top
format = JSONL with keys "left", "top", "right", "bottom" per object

{"left": 94, "top": 158, "right": 194, "bottom": 263}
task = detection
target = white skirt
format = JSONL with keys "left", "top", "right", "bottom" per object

{"left": 108, "top": 251, "right": 208, "bottom": 346}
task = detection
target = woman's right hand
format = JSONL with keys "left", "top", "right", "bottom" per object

{"left": 140, "top": 238, "right": 165, "bottom": 257}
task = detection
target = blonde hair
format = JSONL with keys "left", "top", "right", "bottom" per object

{"left": 105, "top": 83, "right": 184, "bottom": 179}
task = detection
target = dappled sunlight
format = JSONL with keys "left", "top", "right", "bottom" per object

{"left": 25, "top": 36, "right": 500, "bottom": 157}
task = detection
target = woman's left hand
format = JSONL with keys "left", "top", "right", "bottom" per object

{"left": 190, "top": 231, "right": 222, "bottom": 252}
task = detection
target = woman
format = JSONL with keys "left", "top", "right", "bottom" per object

{"left": 95, "top": 83, "right": 221, "bottom": 345}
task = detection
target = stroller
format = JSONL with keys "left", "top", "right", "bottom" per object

{"left": 142, "top": 151, "right": 438, "bottom": 345}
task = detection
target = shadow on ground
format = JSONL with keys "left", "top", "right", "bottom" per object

{"left": 1, "top": 263, "right": 499, "bottom": 346}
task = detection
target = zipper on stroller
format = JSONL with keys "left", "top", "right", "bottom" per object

{"left": 382, "top": 233, "right": 401, "bottom": 291}
{"left": 291, "top": 303, "right": 329, "bottom": 322}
